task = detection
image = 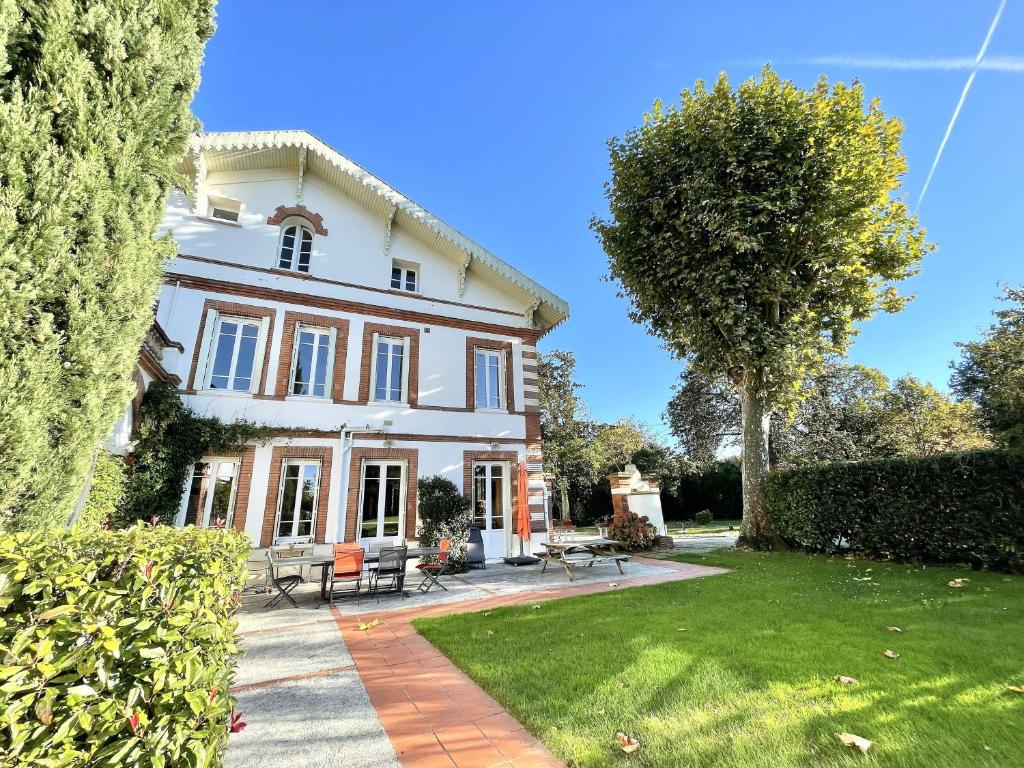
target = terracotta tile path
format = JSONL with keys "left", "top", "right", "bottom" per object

{"left": 332, "top": 557, "right": 729, "bottom": 768}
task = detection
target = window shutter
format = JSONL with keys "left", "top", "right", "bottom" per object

{"left": 326, "top": 326, "right": 338, "bottom": 398}
{"left": 249, "top": 315, "right": 272, "bottom": 394}
{"left": 369, "top": 331, "right": 380, "bottom": 401}
{"left": 499, "top": 349, "right": 508, "bottom": 410}
{"left": 401, "top": 336, "right": 411, "bottom": 403}
{"left": 195, "top": 308, "right": 219, "bottom": 388}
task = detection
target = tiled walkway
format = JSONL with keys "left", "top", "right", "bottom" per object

{"left": 335, "top": 557, "right": 729, "bottom": 768}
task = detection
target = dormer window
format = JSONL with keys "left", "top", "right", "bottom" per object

{"left": 207, "top": 195, "right": 240, "bottom": 223}
{"left": 391, "top": 260, "right": 418, "bottom": 292}
{"left": 279, "top": 222, "right": 313, "bottom": 272}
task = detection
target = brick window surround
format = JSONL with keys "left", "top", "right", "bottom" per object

{"left": 266, "top": 204, "right": 328, "bottom": 236}
{"left": 465, "top": 337, "right": 515, "bottom": 412}
{"left": 344, "top": 447, "right": 419, "bottom": 543}
{"left": 357, "top": 323, "right": 420, "bottom": 406}
{"left": 463, "top": 450, "right": 521, "bottom": 533}
{"left": 187, "top": 299, "right": 276, "bottom": 394}
{"left": 273, "top": 311, "right": 350, "bottom": 401}
{"left": 260, "top": 445, "right": 334, "bottom": 547}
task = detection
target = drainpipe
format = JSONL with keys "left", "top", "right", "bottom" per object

{"left": 337, "top": 424, "right": 377, "bottom": 543}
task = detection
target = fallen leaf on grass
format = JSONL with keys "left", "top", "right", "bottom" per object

{"left": 616, "top": 732, "right": 640, "bottom": 754}
{"left": 608, "top": 582, "right": 619, "bottom": 588}
{"left": 884, "top": 650, "right": 900, "bottom": 660}
{"left": 886, "top": 626, "right": 902, "bottom": 633}
{"left": 532, "top": 604, "right": 540, "bottom": 610}
{"left": 1007, "top": 686, "right": 1024, "bottom": 695}
{"left": 834, "top": 675, "right": 859, "bottom": 685}
{"left": 486, "top": 630, "right": 494, "bottom": 636}
{"left": 676, "top": 628, "right": 687, "bottom": 632}
{"left": 483, "top": 612, "right": 492, "bottom": 617}
{"left": 596, "top": 708, "right": 606, "bottom": 715}
{"left": 853, "top": 577, "right": 873, "bottom": 582}
{"left": 836, "top": 732, "right": 872, "bottom": 753}
{"left": 356, "top": 618, "right": 380, "bottom": 632}
{"left": 948, "top": 578, "right": 970, "bottom": 588}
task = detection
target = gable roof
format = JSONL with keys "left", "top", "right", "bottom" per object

{"left": 186, "top": 130, "right": 569, "bottom": 334}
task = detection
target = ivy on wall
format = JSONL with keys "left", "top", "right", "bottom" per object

{"left": 118, "top": 382, "right": 275, "bottom": 526}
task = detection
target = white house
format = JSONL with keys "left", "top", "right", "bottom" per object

{"left": 148, "top": 130, "right": 568, "bottom": 558}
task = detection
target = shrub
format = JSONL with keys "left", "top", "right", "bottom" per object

{"left": 695, "top": 510, "right": 714, "bottom": 526}
{"left": 767, "top": 449, "right": 1024, "bottom": 570}
{"left": 417, "top": 476, "right": 472, "bottom": 573}
{"left": 0, "top": 524, "right": 250, "bottom": 766}
{"left": 0, "top": 1, "right": 216, "bottom": 531}
{"left": 609, "top": 509, "right": 656, "bottom": 551}
{"left": 78, "top": 452, "right": 127, "bottom": 530}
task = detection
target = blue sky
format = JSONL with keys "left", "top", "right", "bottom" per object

{"left": 193, "top": 1, "right": 1023, "bottom": 441}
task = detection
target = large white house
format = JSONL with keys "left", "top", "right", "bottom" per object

{"left": 142, "top": 130, "right": 568, "bottom": 557}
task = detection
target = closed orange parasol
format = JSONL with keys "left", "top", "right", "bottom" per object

{"left": 504, "top": 460, "right": 540, "bottom": 566}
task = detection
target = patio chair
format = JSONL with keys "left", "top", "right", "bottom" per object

{"left": 415, "top": 538, "right": 452, "bottom": 593}
{"left": 327, "top": 544, "right": 364, "bottom": 605}
{"left": 264, "top": 549, "right": 303, "bottom": 609}
{"left": 467, "top": 527, "right": 486, "bottom": 569}
{"left": 369, "top": 545, "right": 407, "bottom": 602}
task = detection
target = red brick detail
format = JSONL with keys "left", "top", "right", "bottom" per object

{"left": 266, "top": 204, "right": 328, "bottom": 236}
{"left": 164, "top": 273, "right": 542, "bottom": 344}
{"left": 357, "top": 323, "right": 420, "bottom": 406}
{"left": 273, "top": 311, "right": 350, "bottom": 401}
{"left": 260, "top": 445, "right": 334, "bottom": 547}
{"left": 187, "top": 299, "right": 276, "bottom": 393}
{"left": 463, "top": 450, "right": 520, "bottom": 533}
{"left": 232, "top": 446, "right": 258, "bottom": 533}
{"left": 344, "top": 448, "right": 419, "bottom": 543}
{"left": 464, "top": 337, "right": 515, "bottom": 413}
{"left": 525, "top": 412, "right": 542, "bottom": 443}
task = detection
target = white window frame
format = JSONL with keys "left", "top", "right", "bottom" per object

{"left": 288, "top": 324, "right": 336, "bottom": 399}
{"left": 474, "top": 347, "right": 507, "bottom": 411}
{"left": 175, "top": 457, "right": 241, "bottom": 529}
{"left": 277, "top": 220, "right": 314, "bottom": 273}
{"left": 390, "top": 260, "right": 418, "bottom": 292}
{"left": 273, "top": 459, "right": 322, "bottom": 545}
{"left": 356, "top": 459, "right": 408, "bottom": 543}
{"left": 369, "top": 333, "right": 410, "bottom": 404}
{"left": 200, "top": 312, "right": 270, "bottom": 395}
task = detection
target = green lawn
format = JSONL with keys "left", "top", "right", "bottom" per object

{"left": 674, "top": 519, "right": 739, "bottom": 534}
{"left": 414, "top": 550, "right": 1024, "bottom": 767}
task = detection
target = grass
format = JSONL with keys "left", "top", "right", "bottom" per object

{"left": 414, "top": 550, "right": 1024, "bottom": 767}
{"left": 674, "top": 519, "right": 739, "bottom": 535}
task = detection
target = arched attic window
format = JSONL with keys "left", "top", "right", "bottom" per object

{"left": 278, "top": 220, "right": 313, "bottom": 272}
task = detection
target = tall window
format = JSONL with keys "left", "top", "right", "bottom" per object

{"left": 276, "top": 460, "right": 320, "bottom": 542}
{"left": 209, "top": 317, "right": 260, "bottom": 391}
{"left": 391, "top": 263, "right": 417, "bottom": 292}
{"left": 473, "top": 463, "right": 505, "bottom": 530}
{"left": 359, "top": 461, "right": 404, "bottom": 540}
{"left": 291, "top": 326, "right": 332, "bottom": 397}
{"left": 374, "top": 337, "right": 405, "bottom": 402}
{"left": 183, "top": 459, "right": 240, "bottom": 528}
{"left": 279, "top": 223, "right": 313, "bottom": 272}
{"left": 475, "top": 349, "right": 503, "bottom": 409}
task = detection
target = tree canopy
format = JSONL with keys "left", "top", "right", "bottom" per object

{"left": 592, "top": 67, "right": 931, "bottom": 546}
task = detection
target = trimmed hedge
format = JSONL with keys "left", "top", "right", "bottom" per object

{"left": 0, "top": 524, "right": 250, "bottom": 767}
{"left": 767, "top": 450, "right": 1024, "bottom": 570}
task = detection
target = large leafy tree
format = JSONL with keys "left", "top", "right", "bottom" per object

{"left": 881, "top": 375, "right": 989, "bottom": 456}
{"left": 0, "top": 0, "right": 215, "bottom": 529}
{"left": 537, "top": 350, "right": 591, "bottom": 520}
{"left": 592, "top": 67, "right": 931, "bottom": 547}
{"left": 663, "top": 368, "right": 740, "bottom": 462}
{"left": 951, "top": 285, "right": 1024, "bottom": 451}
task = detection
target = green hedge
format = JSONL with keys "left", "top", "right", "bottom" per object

{"left": 767, "top": 450, "right": 1024, "bottom": 570}
{"left": 0, "top": 524, "right": 250, "bottom": 767}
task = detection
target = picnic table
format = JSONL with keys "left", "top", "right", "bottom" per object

{"left": 536, "top": 538, "right": 630, "bottom": 582}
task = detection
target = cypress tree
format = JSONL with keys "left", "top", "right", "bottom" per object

{"left": 0, "top": 1, "right": 216, "bottom": 529}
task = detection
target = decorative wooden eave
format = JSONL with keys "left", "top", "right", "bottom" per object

{"left": 184, "top": 130, "right": 570, "bottom": 335}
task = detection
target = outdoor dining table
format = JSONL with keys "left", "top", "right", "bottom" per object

{"left": 363, "top": 547, "right": 442, "bottom": 597}
{"left": 537, "top": 537, "right": 630, "bottom": 582}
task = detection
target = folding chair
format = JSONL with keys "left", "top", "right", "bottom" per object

{"left": 264, "top": 549, "right": 303, "bottom": 608}
{"left": 416, "top": 538, "right": 452, "bottom": 592}
{"left": 369, "top": 545, "right": 407, "bottom": 602}
{"left": 327, "top": 544, "right": 365, "bottom": 605}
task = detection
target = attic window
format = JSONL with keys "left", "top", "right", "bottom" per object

{"left": 278, "top": 221, "right": 313, "bottom": 272}
{"left": 391, "top": 259, "right": 418, "bottom": 292}
{"left": 207, "top": 195, "right": 240, "bottom": 223}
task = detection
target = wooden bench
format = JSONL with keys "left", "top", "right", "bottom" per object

{"left": 537, "top": 539, "right": 631, "bottom": 582}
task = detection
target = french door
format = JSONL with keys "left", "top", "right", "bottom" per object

{"left": 472, "top": 462, "right": 511, "bottom": 558}
{"left": 358, "top": 460, "right": 407, "bottom": 546}
{"left": 181, "top": 458, "right": 240, "bottom": 529}
{"left": 274, "top": 460, "right": 321, "bottom": 544}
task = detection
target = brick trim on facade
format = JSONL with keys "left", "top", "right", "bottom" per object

{"left": 462, "top": 450, "right": 520, "bottom": 534}
{"left": 357, "top": 323, "right": 420, "bottom": 406}
{"left": 187, "top": 299, "right": 277, "bottom": 393}
{"left": 273, "top": 311, "right": 350, "bottom": 401}
{"left": 464, "top": 337, "right": 516, "bottom": 413}
{"left": 260, "top": 445, "right": 334, "bottom": 547}
{"left": 344, "top": 447, "right": 419, "bottom": 543}
{"left": 232, "top": 446, "right": 258, "bottom": 533}
{"left": 266, "top": 204, "right": 328, "bottom": 236}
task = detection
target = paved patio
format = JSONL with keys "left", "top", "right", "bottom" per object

{"left": 227, "top": 555, "right": 728, "bottom": 767}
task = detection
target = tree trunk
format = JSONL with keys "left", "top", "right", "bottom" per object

{"left": 559, "top": 480, "right": 571, "bottom": 522}
{"left": 737, "top": 387, "right": 784, "bottom": 550}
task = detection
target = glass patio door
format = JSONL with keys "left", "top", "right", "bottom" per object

{"left": 473, "top": 462, "right": 510, "bottom": 558}
{"left": 358, "top": 461, "right": 406, "bottom": 545}
{"left": 182, "top": 458, "right": 240, "bottom": 529}
{"left": 275, "top": 460, "right": 321, "bottom": 544}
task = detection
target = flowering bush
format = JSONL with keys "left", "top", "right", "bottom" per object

{"left": 0, "top": 523, "right": 250, "bottom": 766}
{"left": 609, "top": 509, "right": 656, "bottom": 551}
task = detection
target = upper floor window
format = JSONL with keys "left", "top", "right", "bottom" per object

{"left": 279, "top": 223, "right": 313, "bottom": 272}
{"left": 209, "top": 317, "right": 261, "bottom": 391}
{"left": 391, "top": 260, "right": 418, "bottom": 292}
{"left": 290, "top": 325, "right": 334, "bottom": 397}
{"left": 207, "top": 195, "right": 240, "bottom": 223}
{"left": 373, "top": 336, "right": 407, "bottom": 403}
{"left": 474, "top": 348, "right": 505, "bottom": 410}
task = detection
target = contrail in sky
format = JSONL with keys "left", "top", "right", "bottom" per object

{"left": 915, "top": 0, "right": 1008, "bottom": 212}
{"left": 805, "top": 55, "right": 1024, "bottom": 73}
